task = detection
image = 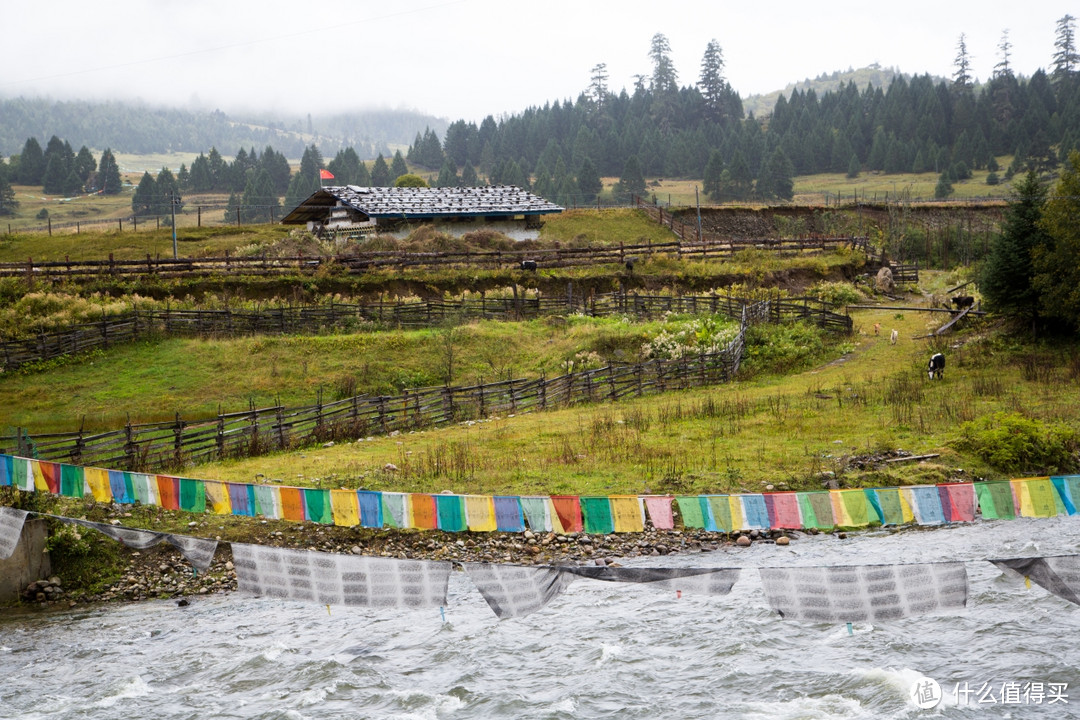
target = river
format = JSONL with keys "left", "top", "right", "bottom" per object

{"left": 4, "top": 516, "right": 1080, "bottom": 719}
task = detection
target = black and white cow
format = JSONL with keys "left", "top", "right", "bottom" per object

{"left": 927, "top": 352, "right": 945, "bottom": 380}
{"left": 520, "top": 260, "right": 538, "bottom": 271}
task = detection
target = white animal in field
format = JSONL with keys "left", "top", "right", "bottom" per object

{"left": 890, "top": 329, "right": 898, "bottom": 345}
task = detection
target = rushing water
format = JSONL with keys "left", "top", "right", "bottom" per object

{"left": 4, "top": 517, "right": 1080, "bottom": 719}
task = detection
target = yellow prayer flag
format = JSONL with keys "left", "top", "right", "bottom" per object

{"left": 898, "top": 488, "right": 915, "bottom": 524}
{"left": 84, "top": 467, "right": 113, "bottom": 503}
{"left": 204, "top": 481, "right": 232, "bottom": 515}
{"left": 610, "top": 496, "right": 644, "bottom": 533}
{"left": 31, "top": 460, "right": 49, "bottom": 492}
{"left": 728, "top": 495, "right": 745, "bottom": 532}
{"left": 546, "top": 498, "right": 567, "bottom": 534}
{"left": 330, "top": 489, "right": 360, "bottom": 527}
{"left": 464, "top": 495, "right": 497, "bottom": 532}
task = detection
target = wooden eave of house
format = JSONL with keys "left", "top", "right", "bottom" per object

{"left": 281, "top": 185, "right": 563, "bottom": 225}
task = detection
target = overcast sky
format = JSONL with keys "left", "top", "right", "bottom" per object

{"left": 2, "top": 1, "right": 1076, "bottom": 122}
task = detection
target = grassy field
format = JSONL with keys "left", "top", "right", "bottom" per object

{"left": 638, "top": 160, "right": 1015, "bottom": 207}
{"left": 0, "top": 312, "right": 754, "bottom": 432}
{"left": 184, "top": 293, "right": 1079, "bottom": 497}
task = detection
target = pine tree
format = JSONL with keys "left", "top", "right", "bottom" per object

{"left": 758, "top": 148, "right": 794, "bottom": 201}
{"left": 994, "top": 29, "right": 1013, "bottom": 78}
{"left": 934, "top": 171, "right": 954, "bottom": 199}
{"left": 615, "top": 155, "right": 646, "bottom": 201}
{"left": 42, "top": 154, "right": 68, "bottom": 194}
{"left": 0, "top": 169, "right": 17, "bottom": 216}
{"left": 1032, "top": 151, "right": 1080, "bottom": 329}
{"left": 703, "top": 150, "right": 725, "bottom": 199}
{"left": 699, "top": 39, "right": 727, "bottom": 119}
{"left": 1052, "top": 15, "right": 1079, "bottom": 83}
{"left": 461, "top": 162, "right": 480, "bottom": 187}
{"left": 980, "top": 170, "right": 1046, "bottom": 321}
{"left": 73, "top": 146, "right": 96, "bottom": 183}
{"left": 953, "top": 33, "right": 973, "bottom": 91}
{"left": 241, "top": 168, "right": 279, "bottom": 222}
{"left": 207, "top": 147, "right": 226, "bottom": 190}
{"left": 390, "top": 151, "right": 408, "bottom": 183}
{"left": 155, "top": 167, "right": 180, "bottom": 217}
{"left": 436, "top": 160, "right": 459, "bottom": 188}
{"left": 577, "top": 157, "right": 602, "bottom": 203}
{"left": 16, "top": 138, "right": 45, "bottom": 185}
{"left": 98, "top": 149, "right": 122, "bottom": 195}
{"left": 132, "top": 172, "right": 157, "bottom": 216}
{"left": 177, "top": 163, "right": 191, "bottom": 191}
{"left": 371, "top": 154, "right": 391, "bottom": 186}
{"left": 847, "top": 153, "right": 861, "bottom": 178}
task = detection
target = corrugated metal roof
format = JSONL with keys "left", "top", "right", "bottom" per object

{"left": 281, "top": 185, "right": 563, "bottom": 224}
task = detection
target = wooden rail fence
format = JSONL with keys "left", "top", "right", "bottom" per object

{"left": 0, "top": 292, "right": 851, "bottom": 371}
{"left": 1, "top": 231, "right": 868, "bottom": 286}
{"left": 1, "top": 301, "right": 775, "bottom": 473}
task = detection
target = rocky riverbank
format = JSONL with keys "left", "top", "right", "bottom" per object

{"left": 22, "top": 510, "right": 808, "bottom": 608}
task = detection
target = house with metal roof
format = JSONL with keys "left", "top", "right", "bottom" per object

{"left": 281, "top": 185, "right": 563, "bottom": 240}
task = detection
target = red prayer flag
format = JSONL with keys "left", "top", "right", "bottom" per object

{"left": 319, "top": 169, "right": 334, "bottom": 180}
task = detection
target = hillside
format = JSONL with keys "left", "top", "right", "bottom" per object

{"left": 0, "top": 96, "right": 448, "bottom": 159}
{"left": 740, "top": 64, "right": 949, "bottom": 118}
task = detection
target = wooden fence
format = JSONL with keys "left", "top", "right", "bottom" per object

{"left": 0, "top": 230, "right": 868, "bottom": 286}
{"left": 0, "top": 292, "right": 851, "bottom": 371}
{"left": 1, "top": 301, "right": 772, "bottom": 472}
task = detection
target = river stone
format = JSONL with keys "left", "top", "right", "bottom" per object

{"left": 776, "top": 536, "right": 790, "bottom": 546}
{"left": 736, "top": 536, "right": 752, "bottom": 547}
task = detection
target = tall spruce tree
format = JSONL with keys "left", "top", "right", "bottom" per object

{"left": 390, "top": 151, "right": 408, "bottom": 183}
{"left": 371, "top": 154, "right": 391, "bottom": 186}
{"left": 615, "top": 155, "right": 646, "bottom": 200}
{"left": 979, "top": 170, "right": 1047, "bottom": 323}
{"left": 132, "top": 172, "right": 157, "bottom": 216}
{"left": 98, "top": 149, "right": 122, "bottom": 195}
{"left": 1052, "top": 15, "right": 1079, "bottom": 83}
{"left": 16, "top": 138, "right": 45, "bottom": 185}
{"left": 1032, "top": 151, "right": 1080, "bottom": 329}
{"left": 699, "top": 39, "right": 727, "bottom": 120}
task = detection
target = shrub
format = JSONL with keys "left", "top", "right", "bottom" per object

{"left": 808, "top": 281, "right": 864, "bottom": 307}
{"left": 952, "top": 411, "right": 1080, "bottom": 474}
{"left": 742, "top": 321, "right": 826, "bottom": 375}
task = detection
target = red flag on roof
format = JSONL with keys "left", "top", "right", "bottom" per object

{"left": 319, "top": 169, "right": 334, "bottom": 180}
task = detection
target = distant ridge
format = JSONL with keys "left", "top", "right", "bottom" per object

{"left": 741, "top": 64, "right": 948, "bottom": 118}
{"left": 0, "top": 96, "right": 449, "bottom": 160}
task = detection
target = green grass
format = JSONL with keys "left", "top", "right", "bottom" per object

{"left": 538, "top": 208, "right": 679, "bottom": 245}
{"left": 0, "top": 223, "right": 293, "bottom": 262}
{"left": 0, "top": 313, "right": 747, "bottom": 432}
{"left": 185, "top": 291, "right": 1080, "bottom": 496}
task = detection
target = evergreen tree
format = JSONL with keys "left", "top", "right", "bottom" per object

{"left": 1052, "top": 15, "right": 1079, "bottom": 83}
{"left": 240, "top": 168, "right": 279, "bottom": 222}
{"left": 703, "top": 149, "right": 725, "bottom": 199}
{"left": 847, "top": 153, "right": 861, "bottom": 178}
{"left": 370, "top": 154, "right": 391, "bottom": 186}
{"left": 979, "top": 170, "right": 1047, "bottom": 322}
{"left": 73, "top": 146, "right": 96, "bottom": 183}
{"left": 699, "top": 39, "right": 727, "bottom": 119}
{"left": 615, "top": 155, "right": 646, "bottom": 200}
{"left": 177, "top": 163, "right": 191, "bottom": 191}
{"left": 390, "top": 150, "right": 408, "bottom": 183}
{"left": 758, "top": 148, "right": 795, "bottom": 201}
{"left": 934, "top": 171, "right": 954, "bottom": 199}
{"left": 727, "top": 150, "right": 754, "bottom": 200}
{"left": 224, "top": 192, "right": 241, "bottom": 223}
{"left": 155, "top": 167, "right": 180, "bottom": 217}
{"left": 260, "top": 146, "right": 292, "bottom": 195}
{"left": 1032, "top": 151, "right": 1080, "bottom": 329}
{"left": 98, "top": 149, "right": 122, "bottom": 195}
{"left": 436, "top": 159, "right": 459, "bottom": 188}
{"left": 953, "top": 33, "right": 973, "bottom": 91}
{"left": 577, "top": 156, "right": 602, "bottom": 202}
{"left": 189, "top": 154, "right": 212, "bottom": 192}
{"left": 132, "top": 172, "right": 157, "bottom": 216}
{"left": 0, "top": 168, "right": 17, "bottom": 216}
{"left": 327, "top": 147, "right": 362, "bottom": 186}
{"left": 41, "top": 154, "right": 68, "bottom": 194}
{"left": 16, "top": 137, "right": 45, "bottom": 185}
{"left": 994, "top": 29, "right": 1013, "bottom": 79}
{"left": 649, "top": 33, "right": 678, "bottom": 94}
{"left": 207, "top": 147, "right": 226, "bottom": 190}
{"left": 460, "top": 162, "right": 480, "bottom": 187}
{"left": 355, "top": 159, "right": 372, "bottom": 187}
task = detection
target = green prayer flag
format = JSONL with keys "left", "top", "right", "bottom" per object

{"left": 676, "top": 497, "right": 704, "bottom": 528}
{"left": 581, "top": 497, "right": 614, "bottom": 534}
